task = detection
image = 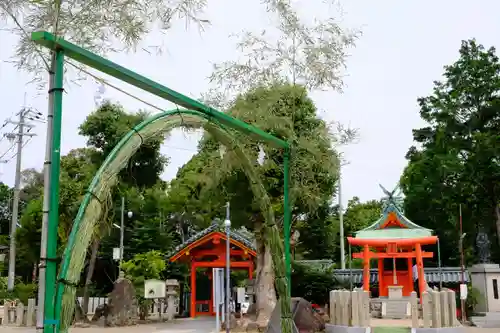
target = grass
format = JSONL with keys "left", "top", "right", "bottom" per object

{"left": 372, "top": 327, "right": 410, "bottom": 333}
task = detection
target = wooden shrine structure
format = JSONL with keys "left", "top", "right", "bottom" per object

{"left": 168, "top": 221, "right": 256, "bottom": 317}
{"left": 347, "top": 185, "right": 438, "bottom": 298}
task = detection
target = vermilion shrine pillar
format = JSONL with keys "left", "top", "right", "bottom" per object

{"left": 415, "top": 243, "right": 425, "bottom": 298}
{"left": 378, "top": 257, "right": 385, "bottom": 295}
{"left": 363, "top": 244, "right": 370, "bottom": 291}
{"left": 190, "top": 262, "right": 196, "bottom": 318}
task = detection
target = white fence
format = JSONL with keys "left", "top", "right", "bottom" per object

{"left": 1, "top": 297, "right": 180, "bottom": 327}
{"left": 78, "top": 297, "right": 180, "bottom": 316}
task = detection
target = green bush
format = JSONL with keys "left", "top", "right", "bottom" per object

{"left": 291, "top": 261, "right": 344, "bottom": 305}
{"left": 466, "top": 285, "right": 482, "bottom": 316}
{"left": 121, "top": 250, "right": 166, "bottom": 320}
{"left": 0, "top": 280, "right": 37, "bottom": 305}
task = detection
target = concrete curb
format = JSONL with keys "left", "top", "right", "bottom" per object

{"left": 413, "top": 327, "right": 466, "bottom": 333}
{"left": 325, "top": 324, "right": 371, "bottom": 333}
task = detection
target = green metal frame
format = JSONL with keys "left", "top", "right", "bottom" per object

{"left": 31, "top": 31, "right": 293, "bottom": 333}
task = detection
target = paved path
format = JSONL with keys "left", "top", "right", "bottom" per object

{"left": 3, "top": 318, "right": 499, "bottom": 333}
{"left": 3, "top": 318, "right": 218, "bottom": 333}
{"left": 371, "top": 318, "right": 498, "bottom": 332}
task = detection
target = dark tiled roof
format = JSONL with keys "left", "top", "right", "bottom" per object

{"left": 167, "top": 222, "right": 255, "bottom": 260}
{"left": 333, "top": 267, "right": 469, "bottom": 284}
{"left": 295, "top": 260, "right": 334, "bottom": 271}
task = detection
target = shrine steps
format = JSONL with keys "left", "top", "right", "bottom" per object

{"left": 370, "top": 297, "right": 411, "bottom": 319}
{"left": 471, "top": 312, "right": 500, "bottom": 328}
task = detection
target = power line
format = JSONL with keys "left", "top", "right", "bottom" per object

{"left": 66, "top": 60, "right": 166, "bottom": 112}
{"left": 4, "top": 137, "right": 34, "bottom": 163}
{"left": 0, "top": 142, "right": 16, "bottom": 161}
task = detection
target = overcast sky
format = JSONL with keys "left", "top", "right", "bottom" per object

{"left": 0, "top": 0, "right": 497, "bottom": 206}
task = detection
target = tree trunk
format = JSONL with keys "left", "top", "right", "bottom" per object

{"left": 254, "top": 222, "right": 277, "bottom": 328}
{"left": 32, "top": 261, "right": 38, "bottom": 282}
{"left": 81, "top": 237, "right": 100, "bottom": 321}
{"left": 495, "top": 203, "right": 500, "bottom": 247}
{"left": 73, "top": 299, "right": 86, "bottom": 324}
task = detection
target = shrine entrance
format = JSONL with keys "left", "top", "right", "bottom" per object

{"left": 347, "top": 186, "right": 438, "bottom": 299}
{"left": 168, "top": 222, "right": 256, "bottom": 317}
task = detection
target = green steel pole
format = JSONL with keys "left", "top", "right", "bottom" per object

{"left": 283, "top": 147, "right": 292, "bottom": 297}
{"left": 44, "top": 49, "right": 65, "bottom": 333}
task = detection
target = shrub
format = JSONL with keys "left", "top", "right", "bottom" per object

{"left": 291, "top": 261, "right": 344, "bottom": 305}
{"left": 0, "top": 280, "right": 37, "bottom": 305}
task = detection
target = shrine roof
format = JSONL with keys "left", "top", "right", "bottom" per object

{"left": 167, "top": 221, "right": 256, "bottom": 261}
{"left": 354, "top": 185, "right": 432, "bottom": 240}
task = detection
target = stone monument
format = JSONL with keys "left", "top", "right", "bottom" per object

{"left": 106, "top": 271, "right": 138, "bottom": 326}
{"left": 470, "top": 230, "right": 500, "bottom": 328}
{"left": 245, "top": 279, "right": 256, "bottom": 317}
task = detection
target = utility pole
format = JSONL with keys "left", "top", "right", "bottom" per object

{"left": 6, "top": 108, "right": 36, "bottom": 291}
{"left": 459, "top": 204, "right": 466, "bottom": 323}
{"left": 338, "top": 165, "right": 345, "bottom": 270}
{"left": 338, "top": 155, "right": 350, "bottom": 270}
{"left": 224, "top": 201, "right": 231, "bottom": 333}
{"left": 120, "top": 196, "right": 125, "bottom": 269}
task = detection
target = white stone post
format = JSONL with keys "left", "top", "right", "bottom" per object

{"left": 410, "top": 291, "right": 418, "bottom": 328}
{"left": 329, "top": 290, "right": 336, "bottom": 325}
{"left": 26, "top": 299, "right": 36, "bottom": 327}
{"left": 431, "top": 290, "right": 442, "bottom": 328}
{"left": 351, "top": 290, "right": 359, "bottom": 327}
{"left": 440, "top": 290, "right": 449, "bottom": 327}
{"left": 422, "top": 291, "right": 431, "bottom": 328}
{"left": 15, "top": 302, "right": 24, "bottom": 326}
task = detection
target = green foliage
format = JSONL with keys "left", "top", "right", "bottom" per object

{"left": 323, "top": 197, "right": 382, "bottom": 263}
{"left": 0, "top": 182, "right": 12, "bottom": 236}
{"left": 0, "top": 275, "right": 6, "bottom": 289}
{"left": 79, "top": 102, "right": 168, "bottom": 188}
{"left": 401, "top": 39, "right": 500, "bottom": 265}
{"left": 121, "top": 250, "right": 166, "bottom": 319}
{"left": 291, "top": 262, "right": 343, "bottom": 305}
{"left": 0, "top": 280, "right": 37, "bottom": 305}
{"left": 16, "top": 199, "right": 43, "bottom": 273}
{"left": 466, "top": 285, "right": 482, "bottom": 316}
{"left": 11, "top": 103, "right": 173, "bottom": 284}
{"left": 121, "top": 250, "right": 166, "bottom": 295}
{"left": 171, "top": 83, "right": 339, "bottom": 230}
{"left": 295, "top": 201, "right": 337, "bottom": 260}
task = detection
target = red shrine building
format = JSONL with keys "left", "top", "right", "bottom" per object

{"left": 168, "top": 222, "right": 255, "bottom": 317}
{"left": 347, "top": 186, "right": 438, "bottom": 298}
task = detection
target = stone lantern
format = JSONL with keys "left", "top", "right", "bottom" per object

{"left": 165, "top": 279, "right": 179, "bottom": 321}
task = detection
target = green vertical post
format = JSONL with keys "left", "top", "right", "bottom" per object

{"left": 283, "top": 147, "right": 292, "bottom": 297}
{"left": 44, "top": 49, "right": 65, "bottom": 333}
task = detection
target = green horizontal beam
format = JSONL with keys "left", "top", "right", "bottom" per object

{"left": 31, "top": 31, "right": 288, "bottom": 149}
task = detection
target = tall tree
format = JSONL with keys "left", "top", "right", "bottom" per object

{"left": 401, "top": 39, "right": 500, "bottom": 264}
{"left": 294, "top": 201, "right": 337, "bottom": 260}
{"left": 200, "top": 0, "right": 359, "bottom": 325}
{"left": 79, "top": 102, "right": 168, "bottom": 188}
{"left": 343, "top": 197, "right": 382, "bottom": 237}
{"left": 169, "top": 83, "right": 338, "bottom": 327}
{"left": 0, "top": 182, "right": 12, "bottom": 236}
